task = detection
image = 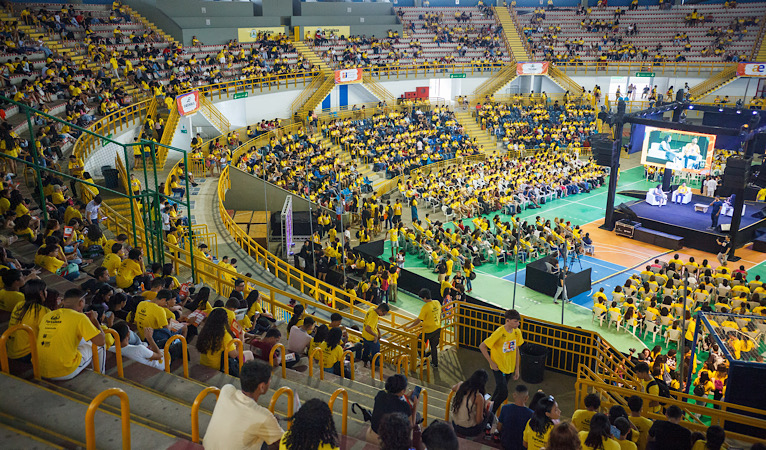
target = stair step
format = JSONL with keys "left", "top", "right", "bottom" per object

{"left": 0, "top": 422, "right": 63, "bottom": 449}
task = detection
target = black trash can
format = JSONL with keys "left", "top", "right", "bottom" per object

{"left": 103, "top": 168, "right": 119, "bottom": 189}
{"left": 520, "top": 343, "right": 548, "bottom": 384}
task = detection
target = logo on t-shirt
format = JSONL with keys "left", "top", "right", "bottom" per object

{"left": 503, "top": 340, "right": 517, "bottom": 353}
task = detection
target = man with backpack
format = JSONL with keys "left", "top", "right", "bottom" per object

{"left": 635, "top": 362, "right": 667, "bottom": 415}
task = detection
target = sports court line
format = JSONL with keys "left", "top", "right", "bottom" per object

{"left": 591, "top": 249, "right": 675, "bottom": 285}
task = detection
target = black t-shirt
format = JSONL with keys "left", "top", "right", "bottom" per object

{"left": 711, "top": 201, "right": 723, "bottom": 215}
{"left": 370, "top": 391, "right": 412, "bottom": 433}
{"left": 719, "top": 240, "right": 730, "bottom": 253}
{"left": 648, "top": 420, "right": 691, "bottom": 450}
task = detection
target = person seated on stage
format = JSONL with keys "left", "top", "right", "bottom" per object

{"left": 672, "top": 183, "right": 691, "bottom": 203}
{"left": 650, "top": 185, "right": 667, "bottom": 207}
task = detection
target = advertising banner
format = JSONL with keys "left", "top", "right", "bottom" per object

{"left": 334, "top": 68, "right": 364, "bottom": 85}
{"left": 176, "top": 91, "right": 201, "bottom": 117}
{"left": 736, "top": 62, "right": 766, "bottom": 77}
{"left": 304, "top": 26, "right": 351, "bottom": 39}
{"left": 237, "top": 27, "right": 286, "bottom": 43}
{"left": 516, "top": 62, "right": 549, "bottom": 75}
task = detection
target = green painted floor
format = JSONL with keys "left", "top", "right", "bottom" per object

{"left": 386, "top": 165, "right": 686, "bottom": 352}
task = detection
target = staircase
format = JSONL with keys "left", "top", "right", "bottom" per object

{"left": 495, "top": 7, "right": 531, "bottom": 61}
{"left": 295, "top": 41, "right": 333, "bottom": 72}
{"left": 472, "top": 65, "right": 518, "bottom": 100}
{"left": 123, "top": 5, "right": 179, "bottom": 46}
{"left": 750, "top": 12, "right": 766, "bottom": 61}
{"left": 688, "top": 65, "right": 739, "bottom": 101}
{"left": 200, "top": 95, "right": 231, "bottom": 134}
{"left": 547, "top": 65, "right": 584, "bottom": 96}
{"left": 298, "top": 75, "right": 336, "bottom": 118}
{"left": 362, "top": 74, "right": 396, "bottom": 104}
{"left": 455, "top": 110, "right": 498, "bottom": 154}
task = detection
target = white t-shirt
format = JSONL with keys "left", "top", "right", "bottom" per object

{"left": 203, "top": 384, "right": 284, "bottom": 450}
{"left": 112, "top": 343, "right": 164, "bottom": 370}
{"left": 85, "top": 200, "right": 100, "bottom": 220}
{"left": 286, "top": 326, "right": 312, "bottom": 355}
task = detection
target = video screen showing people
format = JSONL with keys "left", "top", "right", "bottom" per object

{"left": 640, "top": 127, "right": 716, "bottom": 174}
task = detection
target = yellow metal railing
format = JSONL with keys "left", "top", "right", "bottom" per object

{"left": 552, "top": 60, "right": 734, "bottom": 77}
{"left": 341, "top": 350, "right": 355, "bottom": 381}
{"left": 191, "top": 387, "right": 220, "bottom": 444}
{"left": 329, "top": 388, "right": 349, "bottom": 435}
{"left": 135, "top": 97, "right": 158, "bottom": 145}
{"left": 269, "top": 343, "right": 287, "bottom": 379}
{"left": 290, "top": 72, "right": 327, "bottom": 113}
{"left": 105, "top": 329, "right": 123, "bottom": 378}
{"left": 362, "top": 74, "right": 396, "bottom": 104}
{"left": 72, "top": 99, "right": 152, "bottom": 162}
{"left": 200, "top": 94, "right": 231, "bottom": 133}
{"left": 689, "top": 65, "right": 739, "bottom": 100}
{"left": 223, "top": 338, "right": 245, "bottom": 375}
{"left": 163, "top": 335, "right": 189, "bottom": 379}
{"left": 85, "top": 388, "right": 130, "bottom": 450}
{"left": 309, "top": 347, "right": 325, "bottom": 381}
{"left": 0, "top": 324, "right": 40, "bottom": 380}
{"left": 269, "top": 387, "right": 294, "bottom": 429}
{"left": 299, "top": 76, "right": 336, "bottom": 116}
{"left": 371, "top": 353, "right": 384, "bottom": 382}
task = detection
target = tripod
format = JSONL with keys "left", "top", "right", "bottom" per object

{"left": 567, "top": 247, "right": 583, "bottom": 272}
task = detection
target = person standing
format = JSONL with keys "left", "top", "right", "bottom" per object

{"left": 716, "top": 235, "right": 730, "bottom": 266}
{"left": 404, "top": 288, "right": 442, "bottom": 368}
{"left": 705, "top": 177, "right": 717, "bottom": 197}
{"left": 553, "top": 267, "right": 569, "bottom": 305}
{"left": 410, "top": 197, "right": 419, "bottom": 222}
{"left": 479, "top": 309, "right": 523, "bottom": 415}
{"left": 708, "top": 196, "right": 723, "bottom": 230}
{"left": 361, "top": 303, "right": 389, "bottom": 367}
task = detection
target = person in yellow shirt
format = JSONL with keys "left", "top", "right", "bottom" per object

{"left": 320, "top": 327, "right": 347, "bottom": 378}
{"left": 116, "top": 248, "right": 145, "bottom": 290}
{"left": 691, "top": 425, "right": 726, "bottom": 450}
{"left": 613, "top": 417, "right": 638, "bottom": 450}
{"left": 361, "top": 303, "right": 389, "bottom": 368}
{"left": 523, "top": 395, "right": 561, "bottom": 450}
{"left": 572, "top": 393, "right": 601, "bottom": 432}
{"left": 195, "top": 308, "right": 250, "bottom": 374}
{"left": 37, "top": 288, "right": 106, "bottom": 379}
{"left": 7, "top": 279, "right": 50, "bottom": 361}
{"left": 635, "top": 362, "right": 662, "bottom": 415}
{"left": 404, "top": 288, "right": 442, "bottom": 368}
{"left": 479, "top": 308, "right": 523, "bottom": 415}
{"left": 627, "top": 396, "right": 653, "bottom": 450}
{"left": 579, "top": 413, "right": 621, "bottom": 450}
{"left": 0, "top": 268, "right": 29, "bottom": 312}
{"left": 102, "top": 243, "right": 124, "bottom": 278}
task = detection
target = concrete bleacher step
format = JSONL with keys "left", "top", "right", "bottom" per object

{"left": 0, "top": 373, "right": 193, "bottom": 450}
{"left": 0, "top": 422, "right": 64, "bottom": 449}
{"left": 455, "top": 110, "right": 498, "bottom": 153}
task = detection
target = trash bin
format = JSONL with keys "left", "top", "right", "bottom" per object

{"left": 520, "top": 343, "right": 548, "bottom": 384}
{"left": 103, "top": 168, "right": 119, "bottom": 189}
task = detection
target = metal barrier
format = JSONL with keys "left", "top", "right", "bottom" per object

{"left": 421, "top": 389, "right": 429, "bottom": 427}
{"left": 371, "top": 353, "right": 384, "bottom": 382}
{"left": 163, "top": 335, "right": 189, "bottom": 379}
{"left": 269, "top": 343, "right": 287, "bottom": 378}
{"left": 445, "top": 390, "right": 455, "bottom": 422}
{"left": 223, "top": 339, "right": 245, "bottom": 376}
{"left": 191, "top": 387, "right": 221, "bottom": 444}
{"left": 419, "top": 357, "right": 431, "bottom": 383}
{"left": 91, "top": 341, "right": 101, "bottom": 374}
{"left": 104, "top": 329, "right": 123, "bottom": 378}
{"left": 341, "top": 350, "right": 355, "bottom": 381}
{"left": 268, "top": 387, "right": 295, "bottom": 430}
{"left": 309, "top": 348, "right": 325, "bottom": 380}
{"left": 0, "top": 324, "right": 40, "bottom": 380}
{"left": 329, "top": 388, "right": 349, "bottom": 435}
{"left": 396, "top": 355, "right": 410, "bottom": 375}
{"left": 85, "top": 388, "right": 130, "bottom": 450}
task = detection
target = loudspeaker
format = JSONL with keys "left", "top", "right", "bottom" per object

{"left": 752, "top": 207, "right": 766, "bottom": 219}
{"left": 719, "top": 224, "right": 731, "bottom": 232}
{"left": 723, "top": 156, "right": 752, "bottom": 189}
{"left": 593, "top": 133, "right": 616, "bottom": 167}
{"left": 617, "top": 202, "right": 639, "bottom": 222}
{"left": 753, "top": 132, "right": 766, "bottom": 155}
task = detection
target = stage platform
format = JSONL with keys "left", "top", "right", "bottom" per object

{"left": 615, "top": 190, "right": 766, "bottom": 253}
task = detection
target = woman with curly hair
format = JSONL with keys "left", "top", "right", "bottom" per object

{"left": 279, "top": 398, "right": 339, "bottom": 450}
{"left": 450, "top": 368, "right": 494, "bottom": 437}
{"left": 196, "top": 308, "right": 253, "bottom": 375}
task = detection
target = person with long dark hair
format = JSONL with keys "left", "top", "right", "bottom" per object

{"left": 579, "top": 413, "right": 620, "bottom": 450}
{"left": 279, "top": 398, "right": 339, "bottom": 450}
{"left": 523, "top": 395, "right": 561, "bottom": 450}
{"left": 7, "top": 279, "right": 50, "bottom": 362}
{"left": 196, "top": 308, "right": 253, "bottom": 375}
{"left": 450, "top": 369, "right": 494, "bottom": 437}
{"left": 286, "top": 304, "right": 305, "bottom": 337}
{"left": 320, "top": 327, "right": 349, "bottom": 378}
{"left": 311, "top": 324, "right": 329, "bottom": 354}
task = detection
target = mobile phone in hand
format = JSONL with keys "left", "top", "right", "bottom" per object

{"left": 410, "top": 385, "right": 422, "bottom": 401}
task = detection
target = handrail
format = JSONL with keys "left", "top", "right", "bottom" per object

{"left": 91, "top": 341, "right": 101, "bottom": 374}
{"left": 329, "top": 388, "right": 349, "bottom": 435}
{"left": 104, "top": 329, "right": 123, "bottom": 378}
{"left": 309, "top": 347, "right": 325, "bottom": 380}
{"left": 445, "top": 390, "right": 455, "bottom": 422}
{"left": 268, "top": 386, "right": 294, "bottom": 430}
{"left": 419, "top": 357, "right": 431, "bottom": 383}
{"left": 85, "top": 388, "right": 130, "bottom": 450}
{"left": 163, "top": 335, "right": 189, "bottom": 379}
{"left": 341, "top": 350, "right": 355, "bottom": 381}
{"left": 223, "top": 338, "right": 245, "bottom": 375}
{"left": 749, "top": 12, "right": 766, "bottom": 61}
{"left": 396, "top": 355, "right": 410, "bottom": 375}
{"left": 191, "top": 387, "right": 221, "bottom": 444}
{"left": 371, "top": 353, "right": 384, "bottom": 382}
{"left": 269, "top": 343, "right": 287, "bottom": 379}
{"left": 200, "top": 94, "right": 231, "bottom": 132}
{"left": 290, "top": 73, "right": 325, "bottom": 113}
{"left": 420, "top": 389, "right": 428, "bottom": 427}
{"left": 0, "top": 324, "right": 40, "bottom": 380}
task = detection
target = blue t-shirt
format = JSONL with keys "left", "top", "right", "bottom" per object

{"left": 711, "top": 200, "right": 723, "bottom": 215}
{"left": 498, "top": 403, "right": 533, "bottom": 450}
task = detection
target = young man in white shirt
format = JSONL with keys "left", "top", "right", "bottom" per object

{"left": 203, "top": 360, "right": 284, "bottom": 450}
{"left": 85, "top": 195, "right": 103, "bottom": 224}
{"left": 112, "top": 322, "right": 164, "bottom": 370}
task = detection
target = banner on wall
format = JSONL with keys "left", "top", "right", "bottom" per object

{"left": 334, "top": 68, "right": 363, "bottom": 85}
{"left": 516, "top": 62, "right": 549, "bottom": 75}
{"left": 303, "top": 26, "right": 351, "bottom": 39}
{"left": 176, "top": 91, "right": 201, "bottom": 117}
{"left": 736, "top": 62, "right": 766, "bottom": 77}
{"left": 237, "top": 27, "right": 286, "bottom": 43}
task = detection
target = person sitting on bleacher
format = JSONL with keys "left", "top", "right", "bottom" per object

{"left": 37, "top": 288, "right": 106, "bottom": 380}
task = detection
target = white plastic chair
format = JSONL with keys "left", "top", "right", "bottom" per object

{"left": 644, "top": 321, "right": 661, "bottom": 342}
{"left": 665, "top": 328, "right": 682, "bottom": 347}
{"left": 608, "top": 310, "right": 622, "bottom": 331}
{"left": 441, "top": 205, "right": 454, "bottom": 222}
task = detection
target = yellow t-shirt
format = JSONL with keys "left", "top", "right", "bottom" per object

{"left": 628, "top": 416, "right": 653, "bottom": 450}
{"left": 523, "top": 421, "right": 552, "bottom": 450}
{"left": 39, "top": 255, "right": 65, "bottom": 273}
{"left": 37, "top": 308, "right": 101, "bottom": 379}
{"left": 199, "top": 332, "right": 234, "bottom": 370}
{"left": 102, "top": 253, "right": 122, "bottom": 276}
{"left": 571, "top": 409, "right": 597, "bottom": 431}
{"left": 483, "top": 325, "right": 523, "bottom": 374}
{"left": 418, "top": 300, "right": 441, "bottom": 334}
{"left": 641, "top": 379, "right": 661, "bottom": 414}
{"left": 7, "top": 302, "right": 50, "bottom": 359}
{"left": 134, "top": 301, "right": 169, "bottom": 340}
{"left": 578, "top": 432, "right": 621, "bottom": 450}
{"left": 116, "top": 259, "right": 142, "bottom": 289}
{"left": 319, "top": 341, "right": 343, "bottom": 369}
{"left": 362, "top": 307, "right": 380, "bottom": 341}
{"left": 279, "top": 434, "right": 338, "bottom": 450}
{"left": 0, "top": 289, "right": 25, "bottom": 312}
{"left": 618, "top": 438, "right": 638, "bottom": 450}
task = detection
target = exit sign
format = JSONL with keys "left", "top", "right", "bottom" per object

{"left": 635, "top": 72, "right": 655, "bottom": 77}
{"left": 450, "top": 73, "right": 466, "bottom": 79}
{"left": 233, "top": 92, "right": 248, "bottom": 99}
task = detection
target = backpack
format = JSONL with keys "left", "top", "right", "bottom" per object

{"left": 648, "top": 377, "right": 671, "bottom": 404}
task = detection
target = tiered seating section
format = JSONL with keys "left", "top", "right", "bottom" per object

{"left": 518, "top": 3, "right": 764, "bottom": 64}
{"left": 308, "top": 5, "right": 512, "bottom": 69}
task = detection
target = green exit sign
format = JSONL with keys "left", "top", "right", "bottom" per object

{"left": 233, "top": 92, "right": 248, "bottom": 99}
{"left": 635, "top": 72, "right": 655, "bottom": 77}
{"left": 450, "top": 73, "right": 467, "bottom": 79}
